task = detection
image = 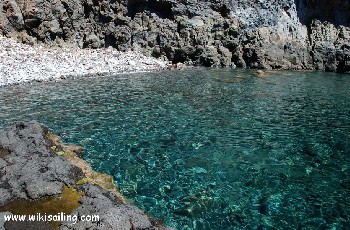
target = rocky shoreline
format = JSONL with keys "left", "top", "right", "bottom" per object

{"left": 0, "top": 121, "right": 174, "bottom": 230}
{"left": 0, "top": 35, "right": 169, "bottom": 86}
{"left": 1, "top": 0, "right": 350, "bottom": 72}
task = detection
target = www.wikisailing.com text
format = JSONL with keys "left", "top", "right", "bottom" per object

{"left": 3, "top": 212, "right": 99, "bottom": 224}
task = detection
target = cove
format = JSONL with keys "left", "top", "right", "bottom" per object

{"left": 0, "top": 68, "right": 350, "bottom": 229}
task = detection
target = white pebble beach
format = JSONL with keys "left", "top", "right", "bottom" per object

{"left": 0, "top": 35, "right": 169, "bottom": 86}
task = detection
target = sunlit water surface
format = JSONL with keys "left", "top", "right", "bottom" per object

{"left": 1, "top": 68, "right": 350, "bottom": 229}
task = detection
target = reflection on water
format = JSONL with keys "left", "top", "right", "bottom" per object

{"left": 1, "top": 68, "right": 350, "bottom": 229}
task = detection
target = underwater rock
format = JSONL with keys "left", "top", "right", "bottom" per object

{"left": 190, "top": 167, "right": 208, "bottom": 174}
{"left": 258, "top": 194, "right": 283, "bottom": 216}
{"left": 256, "top": 70, "right": 267, "bottom": 77}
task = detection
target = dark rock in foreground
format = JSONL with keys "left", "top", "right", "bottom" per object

{"left": 0, "top": 121, "right": 174, "bottom": 230}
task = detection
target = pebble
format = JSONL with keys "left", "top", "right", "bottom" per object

{"left": 0, "top": 35, "right": 168, "bottom": 87}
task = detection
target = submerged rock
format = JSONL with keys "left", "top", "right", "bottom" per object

{"left": 0, "top": 121, "right": 173, "bottom": 229}
{"left": 256, "top": 70, "right": 267, "bottom": 77}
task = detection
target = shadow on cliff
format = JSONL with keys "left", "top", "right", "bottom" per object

{"left": 127, "top": 0, "right": 173, "bottom": 19}
{"left": 295, "top": 0, "right": 350, "bottom": 26}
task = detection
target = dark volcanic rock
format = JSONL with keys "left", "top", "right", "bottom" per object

{"left": 61, "top": 183, "right": 157, "bottom": 229}
{"left": 0, "top": 0, "right": 350, "bottom": 72}
{"left": 0, "top": 121, "right": 83, "bottom": 203}
{"left": 0, "top": 121, "right": 174, "bottom": 230}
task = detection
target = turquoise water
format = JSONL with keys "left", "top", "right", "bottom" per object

{"left": 0, "top": 68, "right": 350, "bottom": 229}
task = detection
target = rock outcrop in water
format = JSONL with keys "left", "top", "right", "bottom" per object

{"left": 0, "top": 0, "right": 350, "bottom": 72}
{"left": 0, "top": 121, "right": 173, "bottom": 230}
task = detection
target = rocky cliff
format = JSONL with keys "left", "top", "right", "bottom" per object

{"left": 1, "top": 0, "right": 350, "bottom": 72}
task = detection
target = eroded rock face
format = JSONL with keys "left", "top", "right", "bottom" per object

{"left": 309, "top": 20, "right": 350, "bottom": 72}
{"left": 0, "top": 0, "right": 349, "bottom": 72}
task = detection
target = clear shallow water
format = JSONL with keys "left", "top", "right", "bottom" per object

{"left": 0, "top": 68, "right": 350, "bottom": 229}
